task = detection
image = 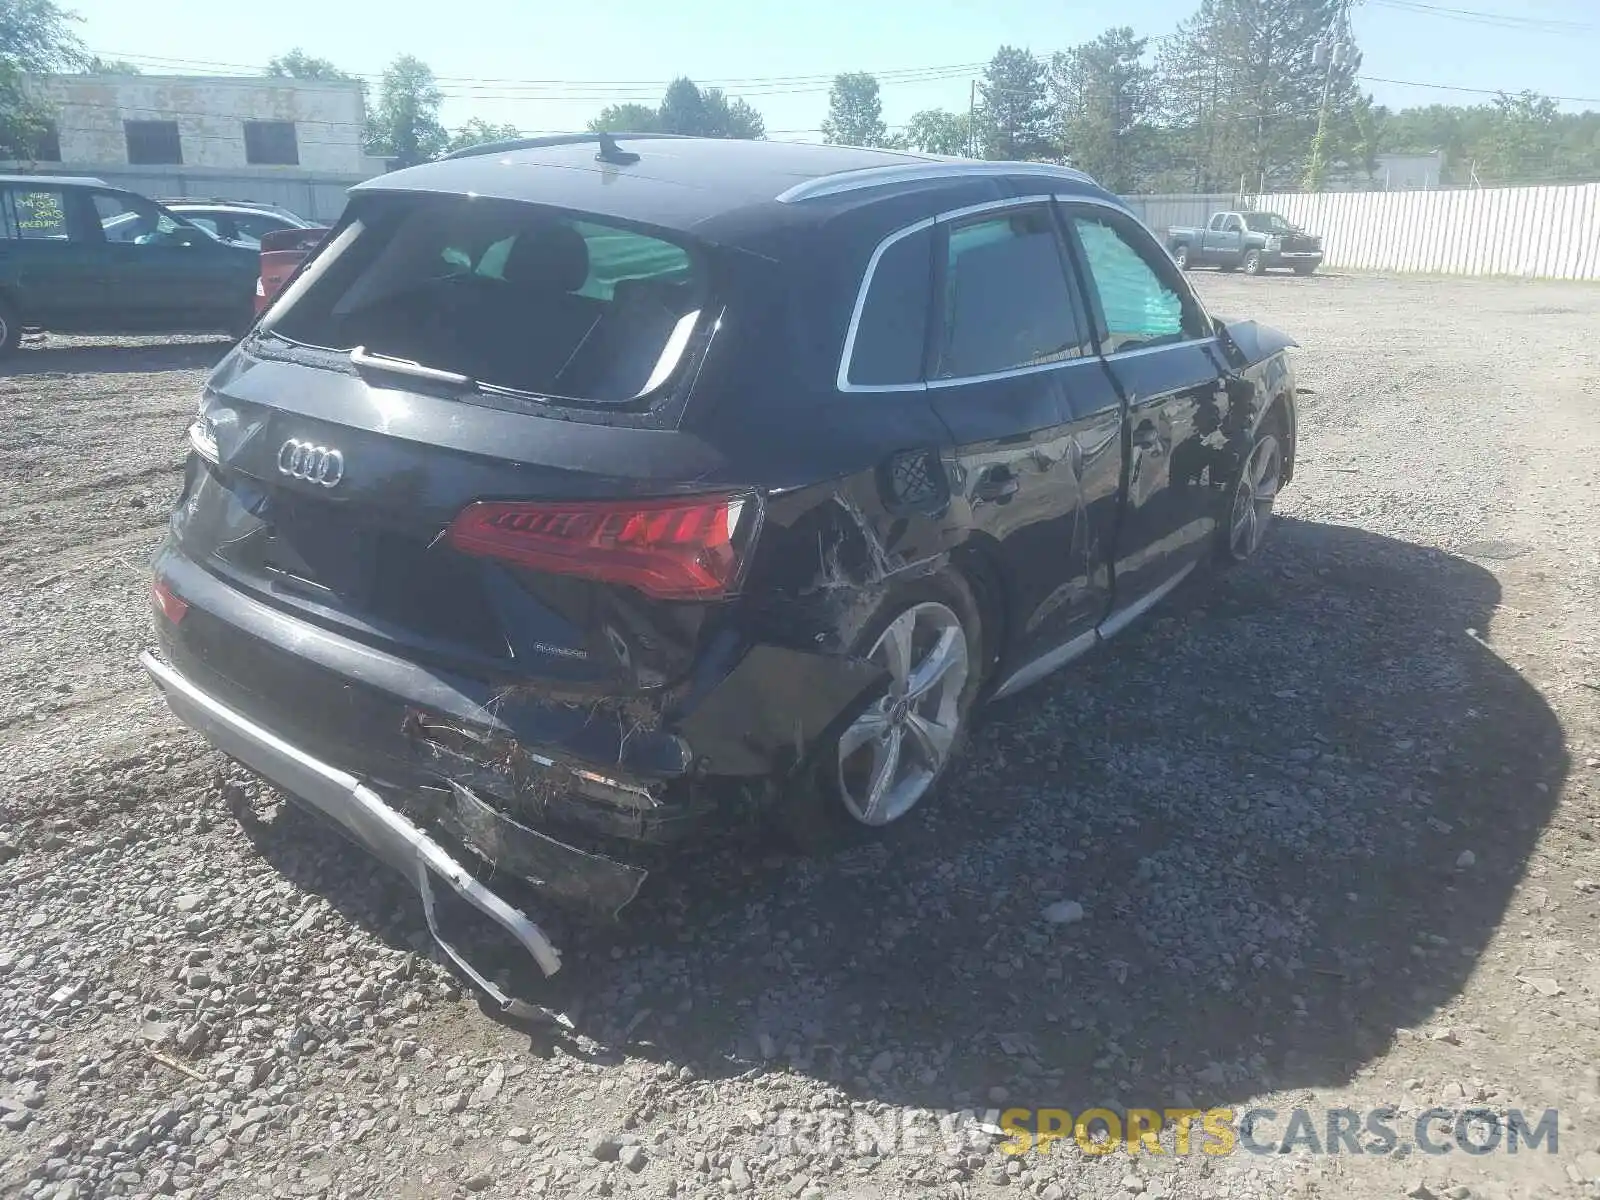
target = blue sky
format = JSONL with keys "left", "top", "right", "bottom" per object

{"left": 66, "top": 0, "right": 1600, "bottom": 138}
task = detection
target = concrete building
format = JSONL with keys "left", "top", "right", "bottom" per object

{"left": 22, "top": 74, "right": 370, "bottom": 173}
{"left": 0, "top": 74, "right": 383, "bottom": 220}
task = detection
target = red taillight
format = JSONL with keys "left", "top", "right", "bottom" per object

{"left": 152, "top": 578, "right": 188, "bottom": 624}
{"left": 444, "top": 494, "right": 754, "bottom": 600}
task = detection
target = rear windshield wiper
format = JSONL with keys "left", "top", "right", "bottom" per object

{"left": 350, "top": 346, "right": 477, "bottom": 389}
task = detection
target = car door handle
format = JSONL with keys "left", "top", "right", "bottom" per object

{"left": 974, "top": 467, "right": 1020, "bottom": 502}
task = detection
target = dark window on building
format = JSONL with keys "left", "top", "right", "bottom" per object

{"left": 847, "top": 224, "right": 934, "bottom": 387}
{"left": 24, "top": 121, "right": 62, "bottom": 162}
{"left": 124, "top": 120, "right": 182, "bottom": 165}
{"left": 243, "top": 120, "right": 299, "bottom": 166}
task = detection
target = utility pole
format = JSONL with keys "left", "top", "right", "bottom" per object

{"left": 1305, "top": 1, "right": 1357, "bottom": 192}
{"left": 968, "top": 79, "right": 977, "bottom": 158}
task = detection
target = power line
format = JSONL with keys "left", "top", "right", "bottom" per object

{"left": 1365, "top": 0, "right": 1596, "bottom": 33}
{"left": 83, "top": 49, "right": 987, "bottom": 91}
{"left": 1358, "top": 74, "right": 1600, "bottom": 104}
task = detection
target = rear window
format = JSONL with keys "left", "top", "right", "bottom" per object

{"left": 271, "top": 197, "right": 704, "bottom": 404}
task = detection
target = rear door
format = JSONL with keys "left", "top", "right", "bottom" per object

{"left": 1060, "top": 203, "right": 1233, "bottom": 623}
{"left": 85, "top": 190, "right": 243, "bottom": 327}
{"left": 919, "top": 200, "right": 1115, "bottom": 680}
{"left": 0, "top": 183, "right": 101, "bottom": 326}
{"left": 1210, "top": 214, "right": 1245, "bottom": 264}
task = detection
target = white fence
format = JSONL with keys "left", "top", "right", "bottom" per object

{"left": 1247, "top": 183, "right": 1600, "bottom": 280}
{"left": 1119, "top": 193, "right": 1239, "bottom": 236}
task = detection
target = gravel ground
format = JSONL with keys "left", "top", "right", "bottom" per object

{"left": 2, "top": 273, "right": 1599, "bottom": 1200}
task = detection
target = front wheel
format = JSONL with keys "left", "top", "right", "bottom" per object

{"left": 778, "top": 571, "right": 984, "bottom": 851}
{"left": 1242, "top": 250, "right": 1265, "bottom": 276}
{"left": 1220, "top": 425, "right": 1285, "bottom": 563}
{"left": 0, "top": 297, "right": 22, "bottom": 360}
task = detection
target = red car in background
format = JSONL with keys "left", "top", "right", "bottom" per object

{"left": 255, "top": 226, "right": 330, "bottom": 314}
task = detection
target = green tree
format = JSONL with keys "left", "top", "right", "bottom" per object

{"left": 821, "top": 72, "right": 888, "bottom": 148}
{"left": 595, "top": 79, "right": 763, "bottom": 139}
{"left": 657, "top": 77, "right": 709, "bottom": 136}
{"left": 1049, "top": 27, "right": 1153, "bottom": 192}
{"left": 447, "top": 117, "right": 523, "bottom": 153}
{"left": 265, "top": 48, "right": 357, "bottom": 81}
{"left": 903, "top": 108, "right": 972, "bottom": 156}
{"left": 1480, "top": 91, "right": 1560, "bottom": 184}
{"left": 1155, "top": 0, "right": 1363, "bottom": 191}
{"left": 0, "top": 0, "right": 83, "bottom": 158}
{"left": 702, "top": 88, "right": 765, "bottom": 139}
{"left": 977, "top": 46, "right": 1051, "bottom": 160}
{"left": 366, "top": 55, "right": 447, "bottom": 166}
{"left": 82, "top": 55, "right": 141, "bottom": 74}
{"left": 588, "top": 102, "right": 660, "bottom": 133}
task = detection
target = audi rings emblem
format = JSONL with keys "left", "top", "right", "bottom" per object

{"left": 276, "top": 439, "right": 345, "bottom": 488}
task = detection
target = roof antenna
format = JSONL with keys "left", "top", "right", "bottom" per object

{"left": 595, "top": 131, "right": 640, "bottom": 166}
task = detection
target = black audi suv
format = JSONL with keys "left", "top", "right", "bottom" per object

{"left": 143, "top": 133, "right": 1298, "bottom": 1005}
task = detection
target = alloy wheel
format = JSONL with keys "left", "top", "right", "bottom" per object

{"left": 1228, "top": 433, "right": 1283, "bottom": 559}
{"left": 837, "top": 601, "right": 969, "bottom": 826}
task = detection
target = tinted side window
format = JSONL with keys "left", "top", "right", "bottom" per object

{"left": 936, "top": 208, "right": 1090, "bottom": 380}
{"left": 92, "top": 192, "right": 179, "bottom": 244}
{"left": 848, "top": 224, "right": 933, "bottom": 387}
{"left": 1070, "top": 212, "right": 1198, "bottom": 352}
{"left": 9, "top": 187, "right": 69, "bottom": 240}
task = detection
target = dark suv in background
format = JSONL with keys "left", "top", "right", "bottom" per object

{"left": 141, "top": 134, "right": 1298, "bottom": 1006}
{"left": 0, "top": 174, "right": 259, "bottom": 356}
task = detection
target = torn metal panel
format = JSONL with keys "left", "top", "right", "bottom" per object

{"left": 139, "top": 650, "right": 564, "bottom": 982}
{"left": 433, "top": 780, "right": 648, "bottom": 918}
{"left": 674, "top": 643, "right": 886, "bottom": 777}
{"left": 1216, "top": 319, "right": 1298, "bottom": 370}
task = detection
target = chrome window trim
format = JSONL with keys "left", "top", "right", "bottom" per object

{"left": 777, "top": 160, "right": 1094, "bottom": 205}
{"left": 838, "top": 193, "right": 1123, "bottom": 395}
{"left": 1101, "top": 336, "right": 1218, "bottom": 362}
{"left": 835, "top": 215, "right": 937, "bottom": 394}
{"left": 837, "top": 191, "right": 1220, "bottom": 395}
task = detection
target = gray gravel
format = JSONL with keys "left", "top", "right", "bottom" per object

{"left": 2, "top": 276, "right": 1599, "bottom": 1200}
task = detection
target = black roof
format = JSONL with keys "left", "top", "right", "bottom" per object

{"left": 350, "top": 135, "right": 1115, "bottom": 250}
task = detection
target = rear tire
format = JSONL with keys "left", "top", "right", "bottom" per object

{"left": 0, "top": 297, "right": 21, "bottom": 360}
{"left": 776, "top": 569, "right": 984, "bottom": 854}
{"left": 1242, "top": 250, "right": 1266, "bottom": 276}
{"left": 1293, "top": 263, "right": 1317, "bottom": 276}
{"left": 1173, "top": 244, "right": 1190, "bottom": 271}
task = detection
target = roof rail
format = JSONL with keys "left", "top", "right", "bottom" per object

{"left": 776, "top": 160, "right": 1096, "bottom": 204}
{"left": 441, "top": 131, "right": 685, "bottom": 162}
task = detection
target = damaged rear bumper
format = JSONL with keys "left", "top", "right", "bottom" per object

{"left": 141, "top": 649, "right": 578, "bottom": 1013}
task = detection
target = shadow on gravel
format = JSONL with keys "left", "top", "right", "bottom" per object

{"left": 229, "top": 516, "right": 1567, "bottom": 1118}
{"left": 5, "top": 340, "right": 231, "bottom": 376}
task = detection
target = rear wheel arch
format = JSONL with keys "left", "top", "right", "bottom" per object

{"left": 948, "top": 542, "right": 1008, "bottom": 686}
{"left": 1261, "top": 392, "right": 1296, "bottom": 483}
{"left": 775, "top": 565, "right": 985, "bottom": 851}
{"left": 0, "top": 291, "right": 22, "bottom": 357}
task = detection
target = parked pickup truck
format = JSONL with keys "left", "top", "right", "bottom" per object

{"left": 1167, "top": 211, "right": 1324, "bottom": 275}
